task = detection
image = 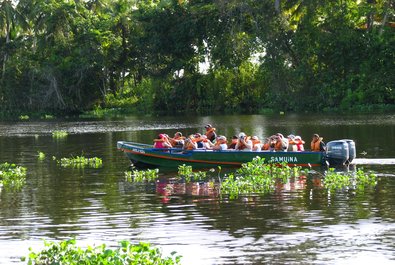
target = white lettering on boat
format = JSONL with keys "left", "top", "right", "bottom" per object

{"left": 132, "top": 148, "right": 145, "bottom": 154}
{"left": 270, "top": 156, "right": 298, "bottom": 163}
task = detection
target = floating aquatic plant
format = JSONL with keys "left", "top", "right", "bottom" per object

{"left": 220, "top": 157, "right": 303, "bottom": 199}
{"left": 52, "top": 130, "right": 68, "bottom": 139}
{"left": 26, "top": 239, "right": 181, "bottom": 265}
{"left": 58, "top": 156, "right": 103, "bottom": 168}
{"left": 125, "top": 168, "right": 159, "bottom": 182}
{"left": 0, "top": 162, "right": 27, "bottom": 191}
{"left": 37, "top": 151, "right": 46, "bottom": 161}
{"left": 19, "top": 115, "right": 29, "bottom": 120}
{"left": 323, "top": 168, "right": 377, "bottom": 191}
{"left": 176, "top": 164, "right": 207, "bottom": 182}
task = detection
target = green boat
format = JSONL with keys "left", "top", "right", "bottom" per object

{"left": 117, "top": 141, "right": 329, "bottom": 168}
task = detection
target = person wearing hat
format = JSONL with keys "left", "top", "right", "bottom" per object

{"left": 294, "top": 135, "right": 305, "bottom": 151}
{"left": 212, "top": 135, "right": 228, "bottom": 150}
{"left": 235, "top": 132, "right": 253, "bottom": 151}
{"left": 311, "top": 134, "right": 326, "bottom": 151}
{"left": 204, "top": 124, "right": 217, "bottom": 142}
{"left": 251, "top": 136, "right": 262, "bottom": 151}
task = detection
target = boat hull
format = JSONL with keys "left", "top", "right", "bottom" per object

{"left": 117, "top": 141, "right": 325, "bottom": 168}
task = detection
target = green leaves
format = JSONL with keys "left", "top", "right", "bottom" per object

{"left": 27, "top": 239, "right": 182, "bottom": 265}
{"left": 323, "top": 168, "right": 377, "bottom": 191}
{"left": 0, "top": 162, "right": 27, "bottom": 191}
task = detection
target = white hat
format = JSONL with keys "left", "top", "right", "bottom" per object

{"left": 239, "top": 132, "right": 246, "bottom": 138}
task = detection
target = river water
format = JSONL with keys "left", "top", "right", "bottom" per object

{"left": 0, "top": 114, "right": 394, "bottom": 264}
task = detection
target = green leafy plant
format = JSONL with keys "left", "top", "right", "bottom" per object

{"left": 57, "top": 156, "right": 103, "bottom": 168}
{"left": 26, "top": 239, "right": 181, "bottom": 265}
{"left": 52, "top": 130, "right": 68, "bottom": 139}
{"left": 0, "top": 162, "right": 27, "bottom": 191}
{"left": 125, "top": 168, "right": 159, "bottom": 182}
{"left": 176, "top": 164, "right": 207, "bottom": 183}
{"left": 323, "top": 168, "right": 377, "bottom": 191}
{"left": 19, "top": 115, "right": 29, "bottom": 120}
{"left": 220, "top": 157, "right": 303, "bottom": 199}
{"left": 37, "top": 151, "right": 46, "bottom": 161}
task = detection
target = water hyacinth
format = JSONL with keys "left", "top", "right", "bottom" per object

{"left": 323, "top": 168, "right": 377, "bottom": 191}
{"left": 0, "top": 162, "right": 27, "bottom": 191}
{"left": 125, "top": 168, "right": 159, "bottom": 182}
{"left": 37, "top": 151, "right": 46, "bottom": 161}
{"left": 52, "top": 130, "right": 68, "bottom": 139}
{"left": 220, "top": 157, "right": 303, "bottom": 199}
{"left": 26, "top": 239, "right": 181, "bottom": 265}
{"left": 176, "top": 164, "right": 207, "bottom": 183}
{"left": 58, "top": 156, "right": 103, "bottom": 168}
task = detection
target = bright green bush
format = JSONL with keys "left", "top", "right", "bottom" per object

{"left": 26, "top": 239, "right": 181, "bottom": 265}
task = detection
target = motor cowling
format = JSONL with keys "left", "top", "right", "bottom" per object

{"left": 326, "top": 140, "right": 349, "bottom": 166}
{"left": 342, "top": 139, "right": 356, "bottom": 163}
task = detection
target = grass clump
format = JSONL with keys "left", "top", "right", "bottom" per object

{"left": 52, "top": 130, "right": 68, "bottom": 139}
{"left": 323, "top": 168, "right": 377, "bottom": 191}
{"left": 0, "top": 162, "right": 27, "bottom": 191}
{"left": 125, "top": 168, "right": 159, "bottom": 182}
{"left": 58, "top": 156, "right": 103, "bottom": 168}
{"left": 26, "top": 239, "right": 181, "bottom": 265}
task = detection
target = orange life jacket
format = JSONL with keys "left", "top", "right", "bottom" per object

{"left": 311, "top": 140, "right": 322, "bottom": 151}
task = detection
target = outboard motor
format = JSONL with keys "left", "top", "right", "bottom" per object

{"left": 326, "top": 140, "right": 349, "bottom": 166}
{"left": 342, "top": 139, "right": 356, "bottom": 163}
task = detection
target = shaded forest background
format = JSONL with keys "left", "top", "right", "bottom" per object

{"left": 0, "top": 0, "right": 394, "bottom": 116}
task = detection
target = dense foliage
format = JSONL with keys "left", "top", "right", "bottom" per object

{"left": 0, "top": 0, "right": 394, "bottom": 116}
{"left": 27, "top": 239, "right": 181, "bottom": 265}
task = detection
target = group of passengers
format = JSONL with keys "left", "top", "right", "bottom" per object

{"left": 153, "top": 124, "right": 326, "bottom": 152}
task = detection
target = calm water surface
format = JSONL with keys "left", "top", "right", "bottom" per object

{"left": 0, "top": 114, "right": 394, "bottom": 264}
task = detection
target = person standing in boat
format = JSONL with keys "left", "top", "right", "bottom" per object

{"left": 311, "top": 134, "right": 326, "bottom": 151}
{"left": 204, "top": 124, "right": 217, "bottom": 142}
{"left": 235, "top": 132, "right": 253, "bottom": 151}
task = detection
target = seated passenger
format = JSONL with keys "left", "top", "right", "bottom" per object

{"left": 184, "top": 135, "right": 197, "bottom": 150}
{"left": 262, "top": 138, "right": 271, "bottom": 151}
{"left": 170, "top": 132, "right": 185, "bottom": 148}
{"left": 287, "top": 134, "right": 298, "bottom": 151}
{"left": 251, "top": 136, "right": 262, "bottom": 151}
{"left": 294, "top": 136, "right": 305, "bottom": 151}
{"left": 212, "top": 136, "right": 228, "bottom": 150}
{"left": 228, "top": 135, "right": 238, "bottom": 149}
{"left": 193, "top": 133, "right": 205, "bottom": 149}
{"left": 311, "top": 134, "right": 325, "bottom": 151}
{"left": 204, "top": 124, "right": 217, "bottom": 142}
{"left": 235, "top": 132, "right": 253, "bottom": 151}
{"left": 153, "top": 134, "right": 172, "bottom": 149}
{"left": 275, "top": 133, "right": 288, "bottom": 151}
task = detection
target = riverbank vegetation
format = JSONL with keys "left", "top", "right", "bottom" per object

{"left": 26, "top": 239, "right": 181, "bottom": 265}
{"left": 0, "top": 1, "right": 393, "bottom": 117}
